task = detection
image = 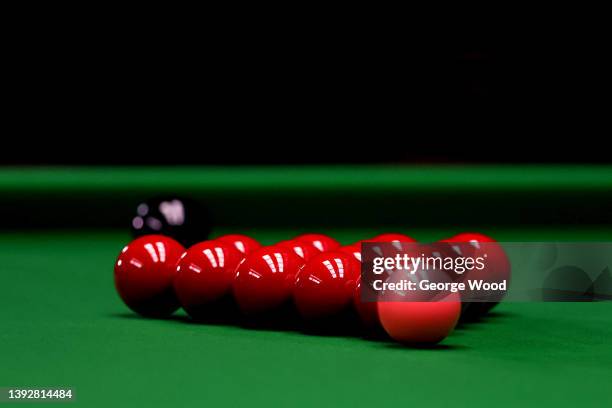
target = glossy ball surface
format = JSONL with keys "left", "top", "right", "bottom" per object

{"left": 373, "top": 246, "right": 461, "bottom": 344}
{"left": 114, "top": 235, "right": 185, "bottom": 317}
{"left": 130, "top": 196, "right": 211, "bottom": 247}
{"left": 340, "top": 245, "right": 379, "bottom": 327}
{"left": 364, "top": 233, "right": 417, "bottom": 243}
{"left": 173, "top": 240, "right": 243, "bottom": 318}
{"left": 233, "top": 246, "right": 303, "bottom": 315}
{"left": 216, "top": 234, "right": 261, "bottom": 256}
{"left": 294, "top": 233, "right": 340, "bottom": 252}
{"left": 353, "top": 280, "right": 380, "bottom": 329}
{"left": 447, "top": 232, "right": 511, "bottom": 317}
{"left": 377, "top": 294, "right": 461, "bottom": 345}
{"left": 338, "top": 244, "right": 362, "bottom": 263}
{"left": 451, "top": 232, "right": 496, "bottom": 243}
{"left": 275, "top": 240, "right": 318, "bottom": 262}
{"left": 293, "top": 251, "right": 359, "bottom": 319}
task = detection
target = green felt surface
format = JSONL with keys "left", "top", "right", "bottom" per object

{"left": 1, "top": 229, "right": 612, "bottom": 407}
{"left": 2, "top": 165, "right": 612, "bottom": 192}
{"left": 4, "top": 165, "right": 612, "bottom": 229}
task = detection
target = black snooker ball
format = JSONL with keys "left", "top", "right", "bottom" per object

{"left": 130, "top": 196, "right": 212, "bottom": 248}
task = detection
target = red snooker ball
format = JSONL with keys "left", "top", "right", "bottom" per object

{"left": 293, "top": 251, "right": 359, "bottom": 319}
{"left": 339, "top": 245, "right": 380, "bottom": 328}
{"left": 173, "top": 240, "right": 243, "bottom": 318}
{"left": 114, "top": 235, "right": 186, "bottom": 317}
{"left": 294, "top": 233, "right": 340, "bottom": 252}
{"left": 451, "top": 232, "right": 496, "bottom": 243}
{"left": 447, "top": 232, "right": 511, "bottom": 315}
{"left": 338, "top": 244, "right": 362, "bottom": 263}
{"left": 275, "top": 240, "right": 318, "bottom": 262}
{"left": 353, "top": 280, "right": 380, "bottom": 329}
{"left": 375, "top": 247, "right": 461, "bottom": 345}
{"left": 216, "top": 234, "right": 261, "bottom": 256}
{"left": 377, "top": 295, "right": 461, "bottom": 345}
{"left": 233, "top": 246, "right": 303, "bottom": 315}
{"left": 365, "top": 233, "right": 417, "bottom": 243}
{"left": 338, "top": 245, "right": 381, "bottom": 328}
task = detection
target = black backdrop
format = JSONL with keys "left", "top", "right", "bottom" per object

{"left": 3, "top": 36, "right": 608, "bottom": 165}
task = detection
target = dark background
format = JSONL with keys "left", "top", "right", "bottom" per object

{"left": 3, "top": 33, "right": 608, "bottom": 165}
{"left": 1, "top": 24, "right": 611, "bottom": 230}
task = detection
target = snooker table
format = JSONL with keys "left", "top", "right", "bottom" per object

{"left": 1, "top": 166, "right": 612, "bottom": 407}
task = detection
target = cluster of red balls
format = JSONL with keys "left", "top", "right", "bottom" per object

{"left": 114, "top": 232, "right": 507, "bottom": 345}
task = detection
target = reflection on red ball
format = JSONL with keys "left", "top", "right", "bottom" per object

{"left": 216, "top": 234, "right": 262, "bottom": 256}
{"left": 233, "top": 246, "right": 303, "bottom": 315}
{"left": 294, "top": 233, "right": 340, "bottom": 252}
{"left": 338, "top": 244, "right": 362, "bottom": 263}
{"left": 293, "top": 251, "right": 359, "bottom": 319}
{"left": 275, "top": 240, "right": 318, "bottom": 262}
{"left": 114, "top": 235, "right": 185, "bottom": 317}
{"left": 173, "top": 240, "right": 243, "bottom": 318}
